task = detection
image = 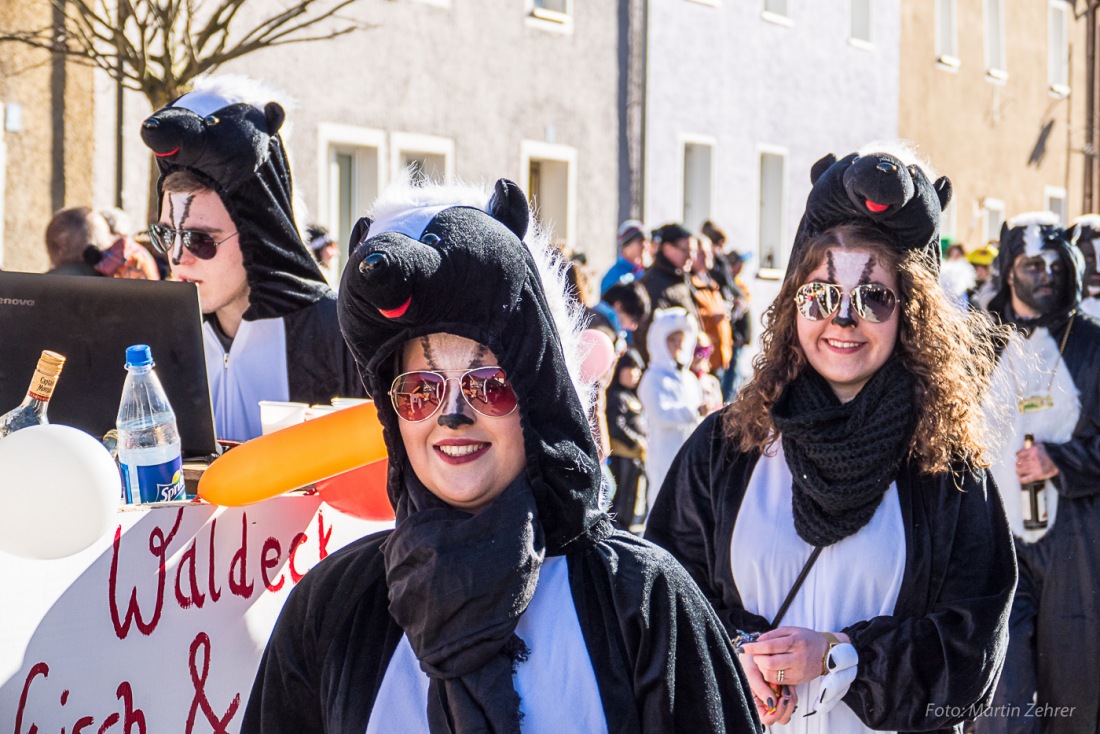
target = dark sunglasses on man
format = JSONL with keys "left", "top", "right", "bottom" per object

{"left": 148, "top": 223, "right": 239, "bottom": 262}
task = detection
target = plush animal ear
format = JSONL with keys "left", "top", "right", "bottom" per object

{"left": 933, "top": 176, "right": 953, "bottom": 211}
{"left": 349, "top": 216, "right": 372, "bottom": 254}
{"left": 1066, "top": 222, "right": 1082, "bottom": 245}
{"left": 487, "top": 178, "right": 529, "bottom": 240}
{"left": 810, "top": 154, "right": 837, "bottom": 184}
{"left": 264, "top": 102, "right": 286, "bottom": 135}
{"left": 999, "top": 219, "right": 1011, "bottom": 244}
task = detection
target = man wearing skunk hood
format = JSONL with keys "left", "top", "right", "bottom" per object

{"left": 242, "top": 178, "right": 760, "bottom": 733}
{"left": 977, "top": 213, "right": 1100, "bottom": 734}
{"left": 140, "top": 77, "right": 364, "bottom": 442}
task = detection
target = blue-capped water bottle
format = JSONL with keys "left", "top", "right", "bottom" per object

{"left": 117, "top": 345, "right": 185, "bottom": 504}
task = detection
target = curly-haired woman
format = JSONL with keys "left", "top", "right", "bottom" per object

{"left": 645, "top": 148, "right": 1016, "bottom": 734}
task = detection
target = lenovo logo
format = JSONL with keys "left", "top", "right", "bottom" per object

{"left": 0, "top": 297, "right": 36, "bottom": 306}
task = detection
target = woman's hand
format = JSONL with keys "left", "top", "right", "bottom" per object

{"left": 737, "top": 651, "right": 797, "bottom": 726}
{"left": 741, "top": 626, "right": 847, "bottom": 686}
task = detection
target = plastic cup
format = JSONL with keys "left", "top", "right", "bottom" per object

{"left": 305, "top": 404, "right": 342, "bottom": 420}
{"left": 330, "top": 397, "right": 372, "bottom": 409}
{"left": 258, "top": 401, "right": 309, "bottom": 435}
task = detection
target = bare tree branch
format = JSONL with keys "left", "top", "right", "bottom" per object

{"left": 1, "top": 0, "right": 370, "bottom": 208}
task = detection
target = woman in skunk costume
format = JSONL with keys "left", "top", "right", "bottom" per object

{"left": 645, "top": 146, "right": 1016, "bottom": 733}
{"left": 242, "top": 177, "right": 760, "bottom": 733}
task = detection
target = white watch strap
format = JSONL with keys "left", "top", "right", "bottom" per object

{"left": 817, "top": 642, "right": 858, "bottom": 711}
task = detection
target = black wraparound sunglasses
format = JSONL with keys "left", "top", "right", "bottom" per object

{"left": 149, "top": 223, "right": 239, "bottom": 261}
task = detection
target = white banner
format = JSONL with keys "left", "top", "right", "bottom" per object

{"left": 0, "top": 495, "right": 390, "bottom": 733}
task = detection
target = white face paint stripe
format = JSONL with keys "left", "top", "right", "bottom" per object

{"left": 829, "top": 250, "right": 876, "bottom": 320}
{"left": 416, "top": 334, "right": 491, "bottom": 416}
{"left": 1022, "top": 223, "right": 1045, "bottom": 258}
{"left": 167, "top": 192, "right": 194, "bottom": 263}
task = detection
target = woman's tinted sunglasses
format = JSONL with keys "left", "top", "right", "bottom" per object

{"left": 389, "top": 367, "right": 518, "bottom": 422}
{"left": 795, "top": 282, "right": 899, "bottom": 323}
{"left": 149, "top": 223, "right": 239, "bottom": 261}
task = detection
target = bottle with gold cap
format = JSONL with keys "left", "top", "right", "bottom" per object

{"left": 0, "top": 350, "right": 66, "bottom": 438}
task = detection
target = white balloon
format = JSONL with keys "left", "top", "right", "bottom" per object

{"left": 0, "top": 424, "right": 120, "bottom": 560}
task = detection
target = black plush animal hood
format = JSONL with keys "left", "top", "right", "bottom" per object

{"left": 337, "top": 178, "right": 607, "bottom": 553}
{"left": 988, "top": 212, "right": 1084, "bottom": 324}
{"left": 788, "top": 150, "right": 953, "bottom": 277}
{"left": 141, "top": 76, "right": 329, "bottom": 320}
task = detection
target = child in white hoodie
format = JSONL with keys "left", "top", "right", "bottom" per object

{"left": 638, "top": 307, "right": 704, "bottom": 517}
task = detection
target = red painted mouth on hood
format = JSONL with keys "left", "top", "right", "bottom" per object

{"left": 378, "top": 297, "right": 412, "bottom": 319}
{"left": 155, "top": 147, "right": 180, "bottom": 158}
{"left": 865, "top": 200, "right": 889, "bottom": 213}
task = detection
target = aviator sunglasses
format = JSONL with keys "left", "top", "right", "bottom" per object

{"left": 389, "top": 367, "right": 519, "bottom": 422}
{"left": 795, "top": 282, "right": 899, "bottom": 323}
{"left": 149, "top": 223, "right": 239, "bottom": 261}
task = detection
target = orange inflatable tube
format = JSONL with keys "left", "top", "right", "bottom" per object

{"left": 198, "top": 401, "right": 387, "bottom": 506}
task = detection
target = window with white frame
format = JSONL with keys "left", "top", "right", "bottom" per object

{"left": 521, "top": 141, "right": 576, "bottom": 249}
{"left": 758, "top": 148, "right": 787, "bottom": 271}
{"left": 936, "top": 0, "right": 959, "bottom": 66}
{"left": 983, "top": 198, "right": 1006, "bottom": 245}
{"left": 683, "top": 140, "right": 714, "bottom": 232}
{"left": 1045, "top": 186, "right": 1067, "bottom": 224}
{"left": 390, "top": 132, "right": 454, "bottom": 187}
{"left": 850, "top": 0, "right": 872, "bottom": 45}
{"left": 762, "top": 0, "right": 791, "bottom": 25}
{"left": 317, "top": 123, "right": 385, "bottom": 277}
{"left": 764, "top": 0, "right": 788, "bottom": 16}
{"left": 1049, "top": 0, "right": 1070, "bottom": 95}
{"left": 530, "top": 0, "right": 571, "bottom": 25}
{"left": 985, "top": 0, "right": 1007, "bottom": 79}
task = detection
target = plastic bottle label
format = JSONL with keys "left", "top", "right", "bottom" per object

{"left": 121, "top": 456, "right": 185, "bottom": 504}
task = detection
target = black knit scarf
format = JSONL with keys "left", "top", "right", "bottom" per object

{"left": 771, "top": 357, "right": 915, "bottom": 547}
{"left": 381, "top": 469, "right": 545, "bottom": 734}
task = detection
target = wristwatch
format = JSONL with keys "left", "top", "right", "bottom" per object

{"left": 821, "top": 632, "right": 843, "bottom": 676}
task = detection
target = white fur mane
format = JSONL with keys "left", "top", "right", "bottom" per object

{"left": 367, "top": 174, "right": 595, "bottom": 414}
{"left": 1007, "top": 211, "right": 1061, "bottom": 229}
{"left": 858, "top": 139, "right": 939, "bottom": 180}
{"left": 1072, "top": 213, "right": 1100, "bottom": 235}
{"left": 185, "top": 74, "right": 294, "bottom": 113}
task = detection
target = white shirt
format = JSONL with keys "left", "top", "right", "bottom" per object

{"left": 984, "top": 326, "right": 1079, "bottom": 542}
{"left": 203, "top": 317, "right": 289, "bottom": 442}
{"left": 366, "top": 556, "right": 607, "bottom": 734}
{"left": 731, "top": 444, "right": 906, "bottom": 734}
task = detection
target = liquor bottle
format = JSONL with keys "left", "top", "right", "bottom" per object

{"left": 1021, "top": 434, "right": 1049, "bottom": 531}
{"left": 0, "top": 350, "right": 66, "bottom": 438}
{"left": 116, "top": 345, "right": 185, "bottom": 504}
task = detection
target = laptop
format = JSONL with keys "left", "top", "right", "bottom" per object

{"left": 0, "top": 272, "right": 219, "bottom": 459}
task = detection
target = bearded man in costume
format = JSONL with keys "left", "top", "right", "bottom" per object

{"left": 976, "top": 212, "right": 1100, "bottom": 734}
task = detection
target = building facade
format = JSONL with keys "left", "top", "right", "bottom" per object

{"left": 641, "top": 0, "right": 902, "bottom": 275}
{"left": 1, "top": 1, "right": 97, "bottom": 272}
{"left": 92, "top": 0, "right": 621, "bottom": 276}
{"left": 899, "top": 0, "right": 1089, "bottom": 243}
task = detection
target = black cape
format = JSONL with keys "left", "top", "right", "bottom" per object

{"left": 645, "top": 413, "right": 1016, "bottom": 734}
{"left": 242, "top": 528, "right": 760, "bottom": 733}
{"left": 990, "top": 312, "right": 1100, "bottom": 732}
{"left": 283, "top": 293, "right": 364, "bottom": 405}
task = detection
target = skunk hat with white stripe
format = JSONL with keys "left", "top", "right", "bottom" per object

{"left": 990, "top": 211, "right": 1084, "bottom": 319}
{"left": 141, "top": 75, "right": 329, "bottom": 320}
{"left": 337, "top": 177, "right": 607, "bottom": 552}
